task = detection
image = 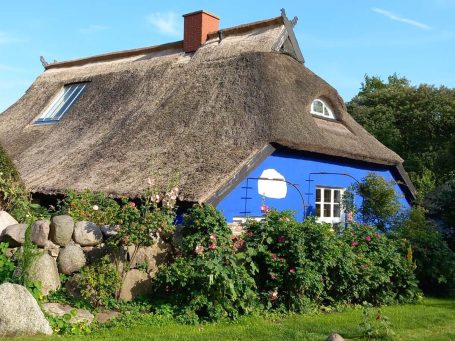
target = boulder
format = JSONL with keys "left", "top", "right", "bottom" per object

{"left": 0, "top": 224, "right": 26, "bottom": 246}
{"left": 127, "top": 239, "right": 173, "bottom": 274}
{"left": 95, "top": 310, "right": 120, "bottom": 324}
{"left": 27, "top": 253, "right": 60, "bottom": 295}
{"left": 100, "top": 225, "right": 118, "bottom": 239}
{"left": 31, "top": 220, "right": 50, "bottom": 247}
{"left": 73, "top": 221, "right": 103, "bottom": 246}
{"left": 0, "top": 211, "right": 18, "bottom": 236}
{"left": 42, "top": 303, "right": 94, "bottom": 325}
{"left": 119, "top": 269, "right": 153, "bottom": 301}
{"left": 43, "top": 239, "right": 60, "bottom": 258}
{"left": 82, "top": 244, "right": 110, "bottom": 264}
{"left": 0, "top": 283, "right": 53, "bottom": 337}
{"left": 65, "top": 274, "right": 83, "bottom": 299}
{"left": 58, "top": 244, "right": 86, "bottom": 275}
{"left": 327, "top": 333, "right": 344, "bottom": 341}
{"left": 50, "top": 215, "right": 74, "bottom": 246}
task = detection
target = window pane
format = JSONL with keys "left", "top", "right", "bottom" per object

{"left": 334, "top": 190, "right": 341, "bottom": 203}
{"left": 333, "top": 204, "right": 340, "bottom": 218}
{"left": 312, "top": 100, "right": 323, "bottom": 113}
{"left": 323, "top": 106, "right": 330, "bottom": 116}
{"left": 316, "top": 188, "right": 321, "bottom": 202}
{"left": 316, "top": 204, "right": 321, "bottom": 217}
{"left": 36, "top": 83, "right": 87, "bottom": 123}
{"left": 324, "top": 189, "right": 331, "bottom": 203}
{"left": 323, "top": 204, "right": 331, "bottom": 217}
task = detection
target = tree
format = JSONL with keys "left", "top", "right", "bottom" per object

{"left": 345, "top": 173, "right": 401, "bottom": 232}
{"left": 347, "top": 74, "right": 455, "bottom": 195}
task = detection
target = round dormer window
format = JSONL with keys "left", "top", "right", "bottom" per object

{"left": 311, "top": 99, "right": 335, "bottom": 119}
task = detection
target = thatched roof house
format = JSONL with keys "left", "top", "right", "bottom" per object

{"left": 0, "top": 10, "right": 415, "bottom": 220}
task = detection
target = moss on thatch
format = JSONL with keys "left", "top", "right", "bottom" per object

{"left": 0, "top": 143, "right": 19, "bottom": 182}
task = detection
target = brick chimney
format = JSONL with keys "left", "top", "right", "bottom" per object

{"left": 183, "top": 10, "right": 219, "bottom": 53}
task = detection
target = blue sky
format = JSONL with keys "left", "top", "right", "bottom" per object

{"left": 0, "top": 0, "right": 454, "bottom": 112}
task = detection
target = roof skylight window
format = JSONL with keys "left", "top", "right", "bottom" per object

{"left": 311, "top": 99, "right": 335, "bottom": 119}
{"left": 34, "top": 82, "right": 87, "bottom": 124}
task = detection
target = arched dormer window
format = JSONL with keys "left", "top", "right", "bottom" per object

{"left": 311, "top": 99, "right": 335, "bottom": 119}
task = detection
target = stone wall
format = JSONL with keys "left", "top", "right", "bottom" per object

{"left": 0, "top": 211, "right": 173, "bottom": 300}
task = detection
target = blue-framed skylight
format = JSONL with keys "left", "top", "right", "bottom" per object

{"left": 34, "top": 82, "right": 87, "bottom": 124}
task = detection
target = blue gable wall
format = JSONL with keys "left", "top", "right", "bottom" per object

{"left": 216, "top": 151, "right": 410, "bottom": 223}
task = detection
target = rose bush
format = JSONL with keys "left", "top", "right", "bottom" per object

{"left": 152, "top": 205, "right": 258, "bottom": 323}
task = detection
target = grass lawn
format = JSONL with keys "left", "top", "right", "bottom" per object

{"left": 10, "top": 297, "right": 455, "bottom": 340}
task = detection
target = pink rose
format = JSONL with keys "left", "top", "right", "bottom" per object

{"left": 365, "top": 235, "right": 371, "bottom": 242}
{"left": 208, "top": 243, "right": 217, "bottom": 251}
{"left": 289, "top": 268, "right": 296, "bottom": 273}
{"left": 270, "top": 273, "right": 276, "bottom": 280}
{"left": 351, "top": 241, "right": 359, "bottom": 247}
{"left": 260, "top": 205, "right": 269, "bottom": 213}
{"left": 269, "top": 290, "right": 278, "bottom": 301}
{"left": 271, "top": 254, "right": 278, "bottom": 260}
{"left": 210, "top": 234, "right": 217, "bottom": 241}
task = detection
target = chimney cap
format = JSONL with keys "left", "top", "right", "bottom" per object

{"left": 182, "top": 10, "right": 219, "bottom": 20}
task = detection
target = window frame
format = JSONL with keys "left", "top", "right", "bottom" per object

{"left": 315, "top": 186, "right": 345, "bottom": 224}
{"left": 34, "top": 82, "right": 88, "bottom": 125}
{"left": 310, "top": 99, "right": 336, "bottom": 120}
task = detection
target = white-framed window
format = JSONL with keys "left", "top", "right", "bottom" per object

{"left": 311, "top": 99, "right": 335, "bottom": 119}
{"left": 34, "top": 82, "right": 87, "bottom": 124}
{"left": 315, "top": 186, "right": 344, "bottom": 223}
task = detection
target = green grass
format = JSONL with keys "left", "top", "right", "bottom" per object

{"left": 10, "top": 298, "right": 455, "bottom": 340}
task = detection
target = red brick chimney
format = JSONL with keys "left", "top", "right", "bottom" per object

{"left": 183, "top": 10, "right": 219, "bottom": 53}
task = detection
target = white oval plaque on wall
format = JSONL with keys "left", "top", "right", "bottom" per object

{"left": 258, "top": 169, "right": 287, "bottom": 199}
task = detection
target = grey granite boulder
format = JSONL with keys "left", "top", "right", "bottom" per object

{"left": 73, "top": 221, "right": 103, "bottom": 246}
{"left": 42, "top": 302, "right": 94, "bottom": 324}
{"left": 119, "top": 269, "right": 153, "bottom": 301}
{"left": 327, "top": 333, "right": 344, "bottom": 341}
{"left": 1, "top": 223, "right": 26, "bottom": 246}
{"left": 58, "top": 244, "right": 86, "bottom": 274}
{"left": 31, "top": 220, "right": 50, "bottom": 247}
{"left": 43, "top": 239, "right": 60, "bottom": 258}
{"left": 27, "top": 253, "right": 61, "bottom": 295}
{"left": 0, "top": 210, "right": 18, "bottom": 236}
{"left": 0, "top": 283, "right": 53, "bottom": 337}
{"left": 50, "top": 215, "right": 74, "bottom": 246}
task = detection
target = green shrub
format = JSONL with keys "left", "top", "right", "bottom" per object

{"left": 79, "top": 257, "right": 121, "bottom": 308}
{"left": 243, "top": 210, "right": 338, "bottom": 312}
{"left": 244, "top": 212, "right": 419, "bottom": 309}
{"left": 152, "top": 205, "right": 258, "bottom": 323}
{"left": 59, "top": 190, "right": 120, "bottom": 225}
{"left": 0, "top": 145, "right": 49, "bottom": 222}
{"left": 0, "top": 242, "right": 15, "bottom": 283}
{"left": 424, "top": 177, "right": 455, "bottom": 250}
{"left": 335, "top": 223, "right": 420, "bottom": 304}
{"left": 394, "top": 207, "right": 455, "bottom": 296}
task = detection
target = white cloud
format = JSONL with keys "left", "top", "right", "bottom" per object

{"left": 79, "top": 25, "right": 109, "bottom": 34}
{"left": 147, "top": 12, "right": 181, "bottom": 37}
{"left": 372, "top": 8, "right": 432, "bottom": 30}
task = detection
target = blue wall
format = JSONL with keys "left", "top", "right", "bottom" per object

{"left": 216, "top": 151, "right": 410, "bottom": 222}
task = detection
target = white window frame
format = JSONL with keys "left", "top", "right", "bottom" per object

{"left": 34, "top": 82, "right": 87, "bottom": 124}
{"left": 315, "top": 186, "right": 345, "bottom": 224}
{"left": 311, "top": 99, "right": 335, "bottom": 119}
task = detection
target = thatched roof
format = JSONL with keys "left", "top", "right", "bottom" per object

{"left": 0, "top": 13, "right": 410, "bottom": 202}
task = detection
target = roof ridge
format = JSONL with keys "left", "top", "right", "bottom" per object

{"left": 45, "top": 40, "right": 183, "bottom": 70}
{"left": 45, "top": 15, "right": 284, "bottom": 70}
